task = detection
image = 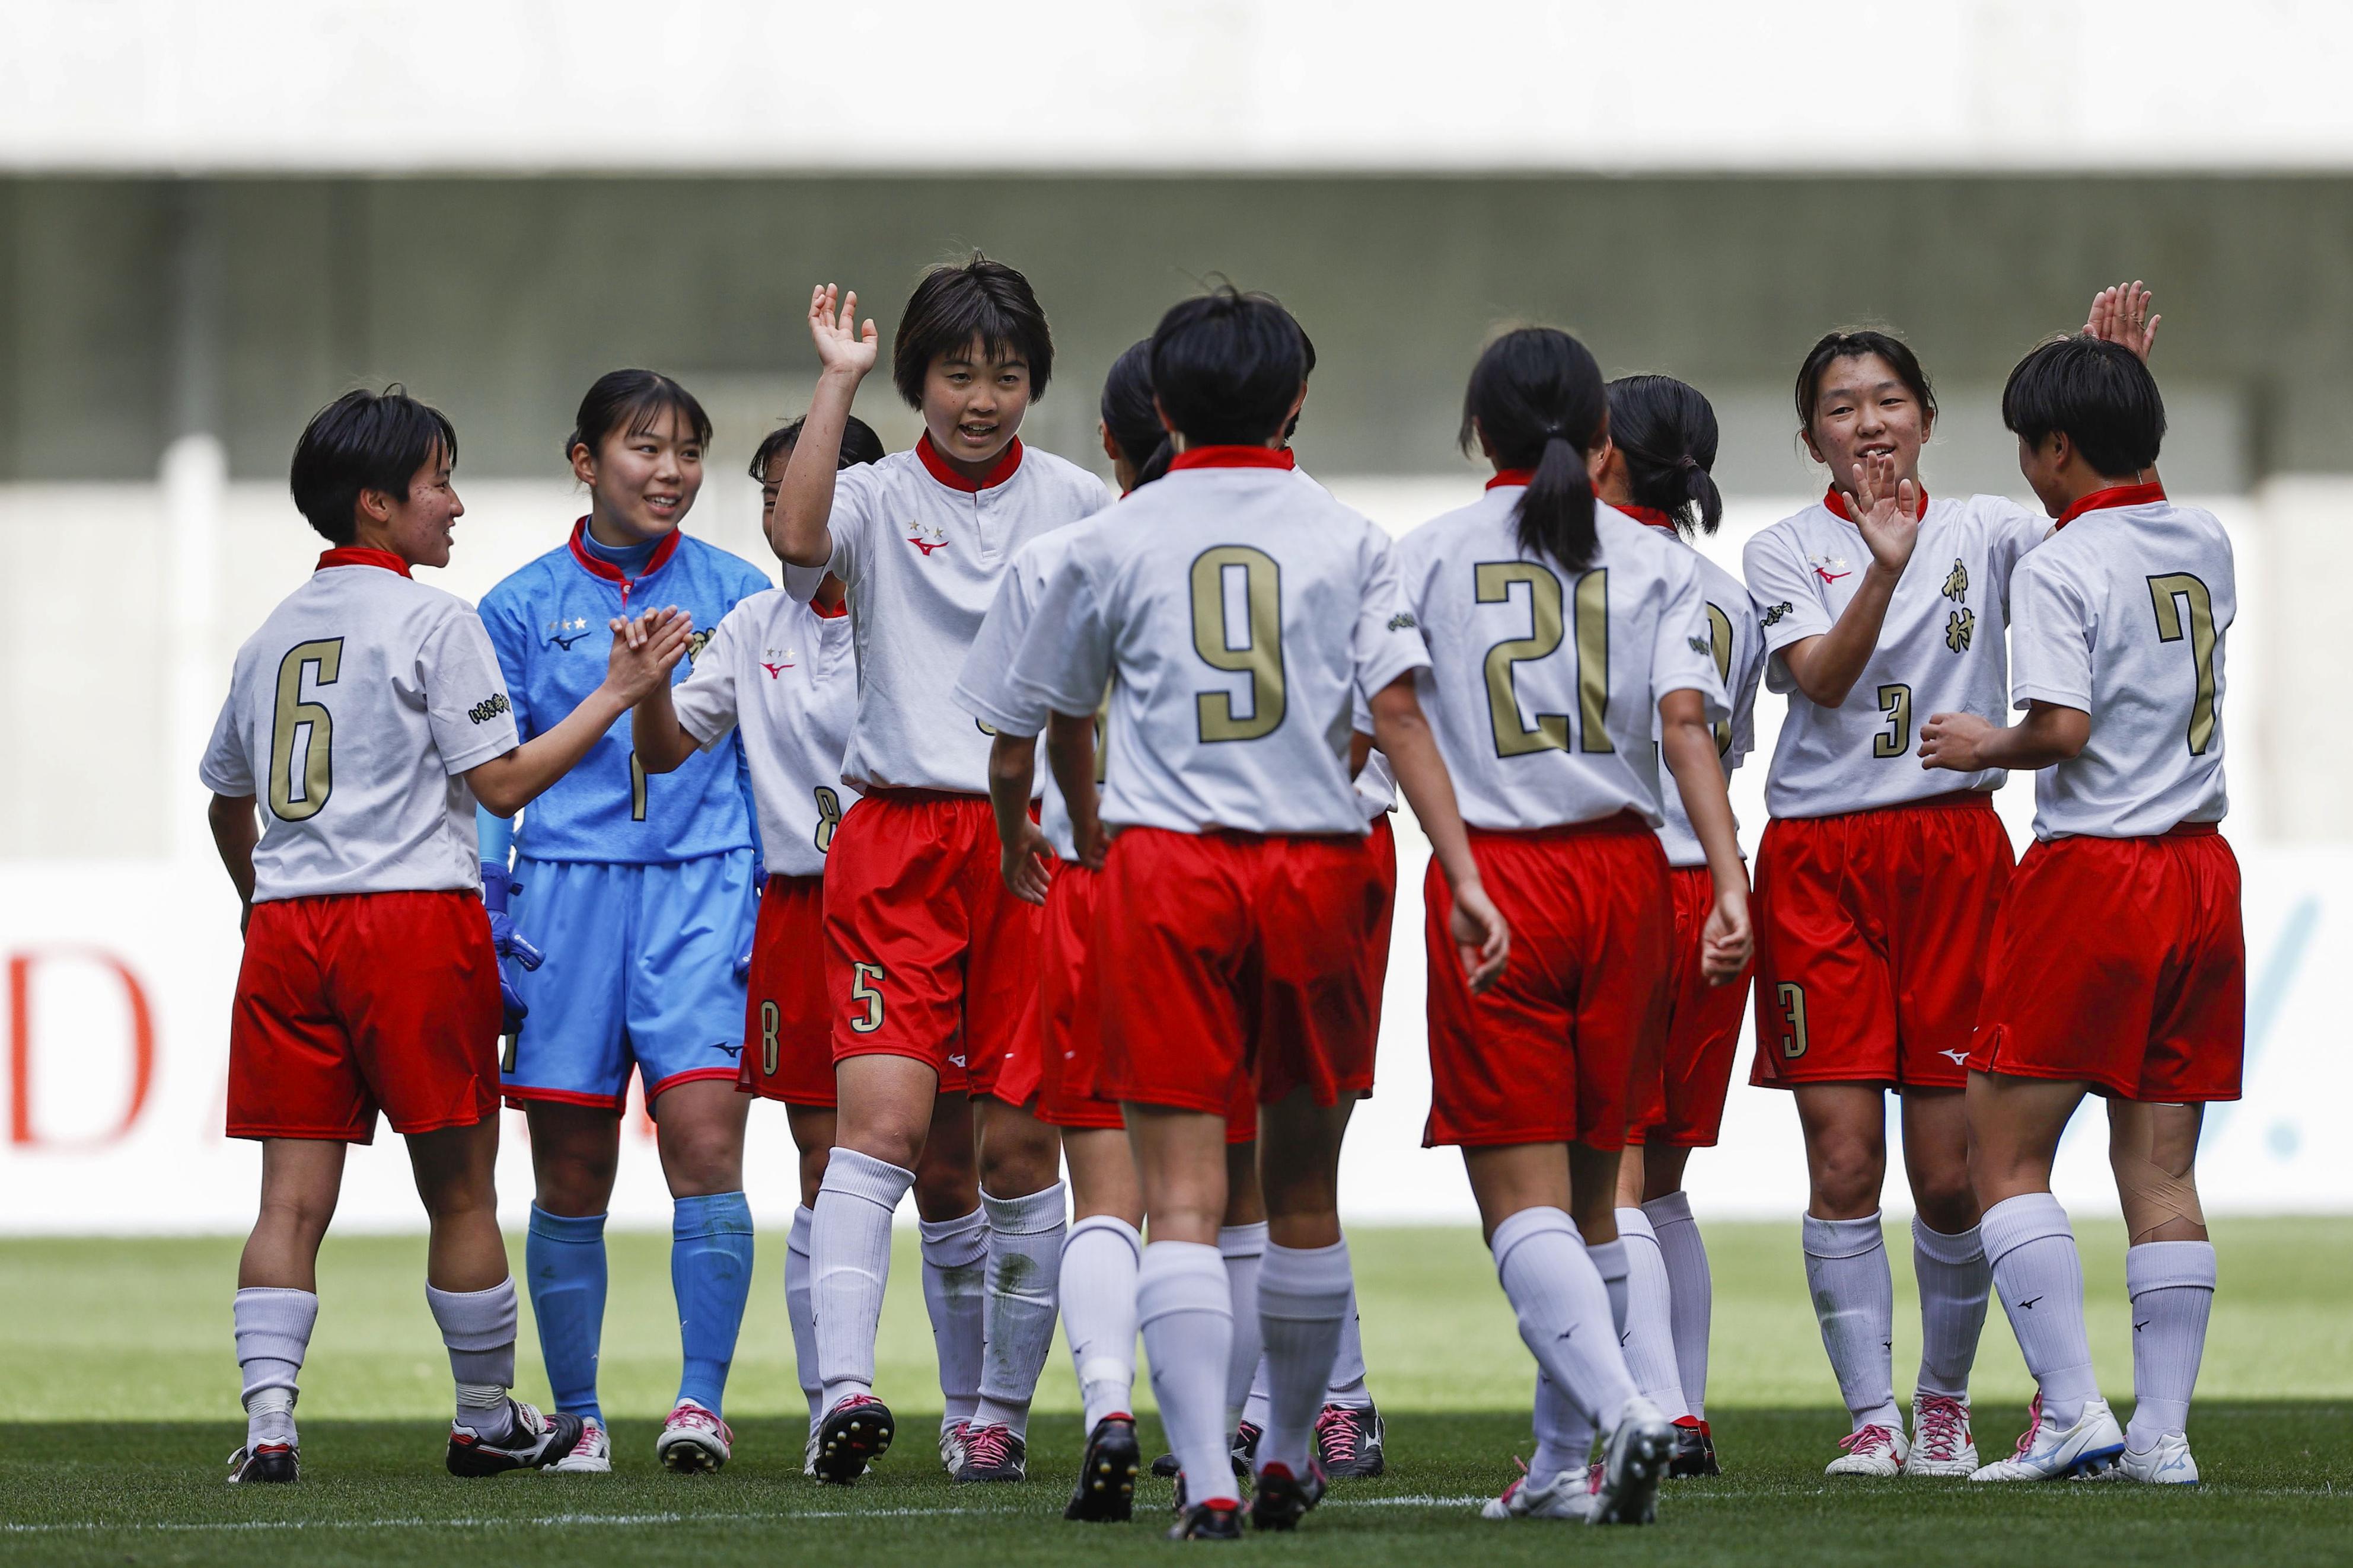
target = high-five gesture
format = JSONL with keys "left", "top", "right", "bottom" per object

{"left": 808, "top": 284, "right": 878, "bottom": 383}
{"left": 1839, "top": 450, "right": 1922, "bottom": 577}
{"left": 773, "top": 285, "right": 875, "bottom": 569}
{"left": 2083, "top": 279, "right": 2160, "bottom": 363}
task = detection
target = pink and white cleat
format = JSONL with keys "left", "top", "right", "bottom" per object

{"left": 1907, "top": 1394, "right": 1978, "bottom": 1477}
{"left": 655, "top": 1400, "right": 734, "bottom": 1473}
{"left": 1825, "top": 1422, "right": 1909, "bottom": 1477}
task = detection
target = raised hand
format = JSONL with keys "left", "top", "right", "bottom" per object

{"left": 1448, "top": 882, "right": 1512, "bottom": 994}
{"left": 808, "top": 283, "right": 879, "bottom": 381}
{"left": 604, "top": 606, "right": 694, "bottom": 704}
{"left": 2084, "top": 280, "right": 2160, "bottom": 362}
{"left": 1840, "top": 451, "right": 1922, "bottom": 576}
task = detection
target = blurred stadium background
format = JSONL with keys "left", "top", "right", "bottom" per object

{"left": 1, "top": 1, "right": 2348, "bottom": 1240}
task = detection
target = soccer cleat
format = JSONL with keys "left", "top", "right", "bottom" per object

{"left": 445, "top": 1399, "right": 584, "bottom": 1477}
{"left": 1150, "top": 1419, "right": 1260, "bottom": 1480}
{"left": 1248, "top": 1460, "right": 1326, "bottom": 1532}
{"left": 813, "top": 1393, "right": 895, "bottom": 1485}
{"left": 939, "top": 1418, "right": 970, "bottom": 1476}
{"left": 548, "top": 1416, "right": 611, "bottom": 1474}
{"left": 225, "top": 1443, "right": 298, "bottom": 1485}
{"left": 1824, "top": 1422, "right": 1909, "bottom": 1477}
{"left": 1667, "top": 1415, "right": 1718, "bottom": 1478}
{"left": 1167, "top": 1500, "right": 1244, "bottom": 1541}
{"left": 2118, "top": 1430, "right": 2200, "bottom": 1486}
{"left": 1482, "top": 1458, "right": 1596, "bottom": 1522}
{"left": 1970, "top": 1394, "right": 2125, "bottom": 1483}
{"left": 1906, "top": 1393, "right": 1978, "bottom": 1477}
{"left": 803, "top": 1427, "right": 820, "bottom": 1478}
{"left": 1064, "top": 1415, "right": 1141, "bottom": 1522}
{"left": 1313, "top": 1403, "right": 1386, "bottom": 1478}
{"left": 655, "top": 1401, "right": 733, "bottom": 1473}
{"left": 953, "top": 1422, "right": 1026, "bottom": 1483}
{"left": 1589, "top": 1396, "right": 1673, "bottom": 1525}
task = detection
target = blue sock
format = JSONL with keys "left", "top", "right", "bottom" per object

{"left": 673, "top": 1192, "right": 755, "bottom": 1416}
{"left": 525, "top": 1206, "right": 608, "bottom": 1424}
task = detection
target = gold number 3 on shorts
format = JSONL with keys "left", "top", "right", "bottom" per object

{"left": 1776, "top": 982, "right": 1810, "bottom": 1060}
{"left": 849, "top": 962, "right": 886, "bottom": 1035}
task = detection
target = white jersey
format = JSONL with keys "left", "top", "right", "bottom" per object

{"left": 793, "top": 436, "right": 1114, "bottom": 794}
{"left": 669, "top": 587, "right": 859, "bottom": 877}
{"left": 2007, "top": 488, "right": 2232, "bottom": 841}
{"left": 1745, "top": 490, "right": 2043, "bottom": 818}
{"left": 953, "top": 525, "right": 1093, "bottom": 859}
{"left": 199, "top": 551, "right": 519, "bottom": 902}
{"left": 1392, "top": 486, "right": 1727, "bottom": 832}
{"left": 1644, "top": 522, "right": 1766, "bottom": 867}
{"left": 1009, "top": 453, "right": 1427, "bottom": 837}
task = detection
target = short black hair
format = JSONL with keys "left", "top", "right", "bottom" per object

{"left": 1795, "top": 328, "right": 1937, "bottom": 436}
{"left": 1149, "top": 286, "right": 1308, "bottom": 449}
{"left": 288, "top": 386, "right": 457, "bottom": 545}
{"left": 891, "top": 253, "right": 1054, "bottom": 410}
{"left": 2002, "top": 335, "right": 2166, "bottom": 477}
{"left": 749, "top": 414, "right": 886, "bottom": 480}
{"left": 566, "top": 369, "right": 712, "bottom": 462}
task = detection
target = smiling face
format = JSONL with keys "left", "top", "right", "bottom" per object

{"left": 353, "top": 442, "right": 462, "bottom": 569}
{"left": 921, "top": 336, "right": 1031, "bottom": 472}
{"left": 573, "top": 404, "right": 703, "bottom": 545}
{"left": 1801, "top": 352, "right": 1933, "bottom": 493}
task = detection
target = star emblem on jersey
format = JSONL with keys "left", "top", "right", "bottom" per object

{"left": 1945, "top": 607, "right": 1976, "bottom": 652}
{"left": 1942, "top": 558, "right": 1969, "bottom": 602}
{"left": 906, "top": 520, "right": 950, "bottom": 556}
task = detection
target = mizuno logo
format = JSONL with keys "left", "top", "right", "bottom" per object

{"left": 907, "top": 520, "right": 950, "bottom": 556}
{"left": 2019, "top": 1296, "right": 2043, "bottom": 1310}
{"left": 2135, "top": 1320, "right": 2151, "bottom": 1333}
{"left": 1815, "top": 566, "right": 1851, "bottom": 583}
{"left": 552, "top": 631, "right": 589, "bottom": 650}
{"left": 1940, "top": 1049, "right": 1971, "bottom": 1066}
{"left": 761, "top": 662, "right": 788, "bottom": 680}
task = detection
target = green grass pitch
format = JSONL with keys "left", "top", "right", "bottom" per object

{"left": 2, "top": 1219, "right": 2346, "bottom": 1565}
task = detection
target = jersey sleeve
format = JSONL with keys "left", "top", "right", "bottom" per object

{"left": 1010, "top": 553, "right": 1113, "bottom": 718}
{"left": 1351, "top": 531, "right": 1431, "bottom": 702}
{"left": 474, "top": 586, "right": 535, "bottom": 739}
{"left": 2007, "top": 553, "right": 2094, "bottom": 713}
{"left": 197, "top": 685, "right": 253, "bottom": 796}
{"left": 1743, "top": 525, "right": 1835, "bottom": 691}
{"left": 420, "top": 611, "right": 522, "bottom": 774}
{"left": 1984, "top": 497, "right": 2047, "bottom": 622}
{"left": 1727, "top": 606, "right": 1767, "bottom": 768}
{"left": 671, "top": 601, "right": 747, "bottom": 749}
{"left": 954, "top": 564, "right": 1048, "bottom": 736}
{"left": 1654, "top": 557, "right": 1732, "bottom": 725}
{"left": 822, "top": 464, "right": 881, "bottom": 589}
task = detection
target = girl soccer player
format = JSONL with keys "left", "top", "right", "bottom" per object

{"left": 1599, "top": 376, "right": 1764, "bottom": 1476}
{"left": 1395, "top": 329, "right": 1751, "bottom": 1527}
{"left": 476, "top": 371, "right": 773, "bottom": 1474}
{"left": 1742, "top": 332, "right": 2045, "bottom": 1478}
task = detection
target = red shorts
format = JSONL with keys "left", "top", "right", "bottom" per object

{"left": 1037, "top": 863, "right": 1123, "bottom": 1132}
{"left": 1095, "top": 826, "right": 1383, "bottom": 1116}
{"left": 1972, "top": 825, "right": 2244, "bottom": 1102}
{"left": 824, "top": 791, "right": 1045, "bottom": 1100}
{"left": 1631, "top": 865, "right": 1752, "bottom": 1147}
{"left": 1749, "top": 791, "right": 2013, "bottom": 1091}
{"left": 1424, "top": 815, "right": 1672, "bottom": 1152}
{"left": 1360, "top": 814, "right": 1399, "bottom": 1037}
{"left": 740, "top": 874, "right": 835, "bottom": 1108}
{"left": 228, "top": 890, "right": 501, "bottom": 1142}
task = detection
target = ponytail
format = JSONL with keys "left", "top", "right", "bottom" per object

{"left": 1605, "top": 373, "right": 1725, "bottom": 535}
{"left": 1459, "top": 327, "right": 1606, "bottom": 571}
{"left": 1099, "top": 338, "right": 1175, "bottom": 490}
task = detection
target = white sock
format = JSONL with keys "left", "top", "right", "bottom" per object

{"left": 1981, "top": 1193, "right": 2100, "bottom": 1428}
{"left": 785, "top": 1205, "right": 821, "bottom": 1429}
{"left": 1139, "top": 1241, "right": 1239, "bottom": 1508}
{"left": 425, "top": 1278, "right": 519, "bottom": 1425}
{"left": 973, "top": 1183, "right": 1066, "bottom": 1438}
{"left": 812, "top": 1148, "right": 913, "bottom": 1412}
{"left": 1802, "top": 1213, "right": 1899, "bottom": 1432}
{"left": 1219, "top": 1222, "right": 1268, "bottom": 1423}
{"left": 1644, "top": 1190, "right": 1712, "bottom": 1421}
{"left": 1912, "top": 1217, "right": 1991, "bottom": 1401}
{"left": 1061, "top": 1215, "right": 1142, "bottom": 1430}
{"left": 1491, "top": 1206, "right": 1638, "bottom": 1433}
{"left": 1531, "top": 1369, "right": 1595, "bottom": 1487}
{"left": 1255, "top": 1240, "right": 1354, "bottom": 1478}
{"left": 1241, "top": 1359, "right": 1272, "bottom": 1432}
{"left": 233, "top": 1286, "right": 317, "bottom": 1451}
{"left": 1614, "top": 1207, "right": 1690, "bottom": 1420}
{"left": 1589, "top": 1238, "right": 1631, "bottom": 1340}
{"left": 918, "top": 1205, "right": 987, "bottom": 1429}
{"left": 1325, "top": 1285, "right": 1372, "bottom": 1408}
{"left": 2125, "top": 1240, "right": 2215, "bottom": 1449}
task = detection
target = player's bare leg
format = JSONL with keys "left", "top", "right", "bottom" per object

{"left": 2109, "top": 1098, "right": 2212, "bottom": 1484}
{"left": 647, "top": 1079, "right": 753, "bottom": 1472}
{"left": 1793, "top": 1083, "right": 1906, "bottom": 1474}
{"left": 1061, "top": 1126, "right": 1144, "bottom": 1521}
{"left": 229, "top": 1138, "right": 347, "bottom": 1483}
{"left": 522, "top": 1100, "right": 622, "bottom": 1472}
{"left": 958, "top": 1096, "right": 1064, "bottom": 1481}
{"left": 1898, "top": 1085, "right": 1989, "bottom": 1476}
{"left": 1128, "top": 1104, "right": 1242, "bottom": 1530}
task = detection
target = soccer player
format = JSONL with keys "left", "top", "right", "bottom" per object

{"left": 208, "top": 387, "right": 691, "bottom": 1483}
{"left": 1600, "top": 375, "right": 1764, "bottom": 1477}
{"left": 476, "top": 371, "right": 773, "bottom": 1473}
{"left": 770, "top": 258, "right": 1114, "bottom": 1484}
{"left": 1742, "top": 330, "right": 2044, "bottom": 1477}
{"left": 1009, "top": 287, "right": 1507, "bottom": 1540}
{"left": 632, "top": 415, "right": 983, "bottom": 1474}
{"left": 1919, "top": 293, "right": 2236, "bottom": 1487}
{"left": 1394, "top": 328, "right": 1749, "bottom": 1527}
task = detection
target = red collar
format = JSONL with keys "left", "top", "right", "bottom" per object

{"left": 2052, "top": 480, "right": 2167, "bottom": 532}
{"left": 1168, "top": 445, "right": 1295, "bottom": 472}
{"left": 317, "top": 547, "right": 412, "bottom": 577}
{"left": 1487, "top": 468, "right": 1535, "bottom": 491}
{"left": 916, "top": 432, "right": 1025, "bottom": 492}
{"left": 567, "top": 517, "right": 683, "bottom": 584}
{"left": 1617, "top": 503, "right": 1678, "bottom": 532}
{"left": 810, "top": 595, "right": 849, "bottom": 620}
{"left": 1824, "top": 484, "right": 1929, "bottom": 523}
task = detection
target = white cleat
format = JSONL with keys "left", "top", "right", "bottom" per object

{"left": 2117, "top": 1430, "right": 2200, "bottom": 1486}
{"left": 655, "top": 1401, "right": 734, "bottom": 1473}
{"left": 1482, "top": 1461, "right": 1596, "bottom": 1522}
{"left": 1970, "top": 1394, "right": 2125, "bottom": 1482}
{"left": 1825, "top": 1422, "right": 1909, "bottom": 1477}
{"left": 1589, "top": 1396, "right": 1673, "bottom": 1525}
{"left": 1906, "top": 1394, "right": 1978, "bottom": 1477}
{"left": 547, "top": 1416, "right": 611, "bottom": 1474}
{"left": 938, "top": 1418, "right": 970, "bottom": 1476}
{"left": 804, "top": 1426, "right": 821, "bottom": 1478}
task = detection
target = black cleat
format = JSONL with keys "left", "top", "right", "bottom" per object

{"left": 1669, "top": 1416, "right": 1720, "bottom": 1478}
{"left": 1313, "top": 1403, "right": 1386, "bottom": 1478}
{"left": 445, "top": 1400, "right": 583, "bottom": 1477}
{"left": 814, "top": 1393, "right": 895, "bottom": 1485}
{"left": 952, "top": 1422, "right": 1026, "bottom": 1483}
{"left": 1065, "top": 1416, "right": 1141, "bottom": 1521}
{"left": 226, "top": 1443, "right": 298, "bottom": 1484}
{"left": 1248, "top": 1460, "right": 1327, "bottom": 1531}
{"left": 1151, "top": 1420, "right": 1260, "bottom": 1480}
{"left": 1168, "top": 1501, "right": 1244, "bottom": 1541}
